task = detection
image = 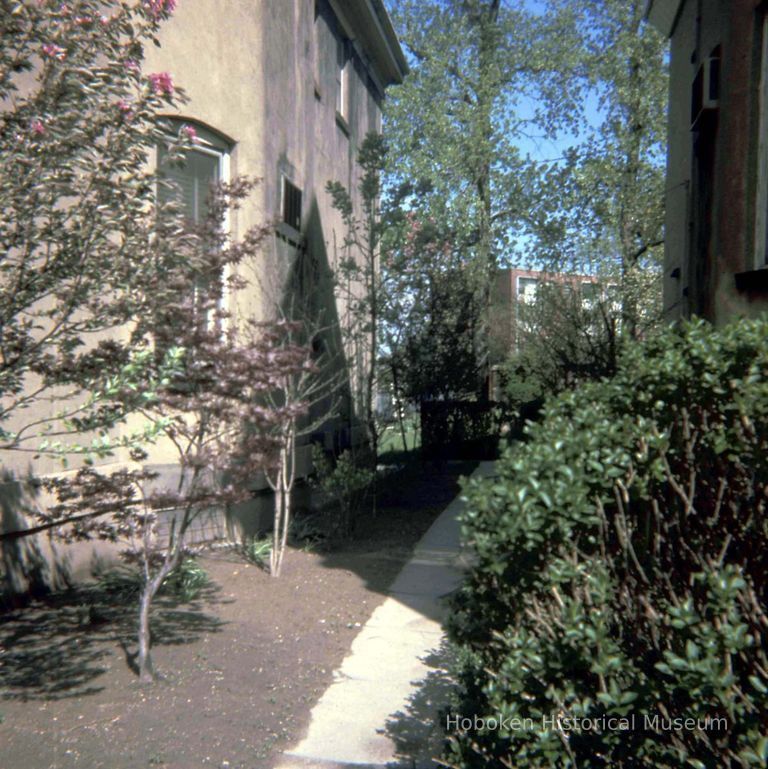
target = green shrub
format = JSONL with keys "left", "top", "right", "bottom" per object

{"left": 97, "top": 556, "right": 209, "bottom": 604}
{"left": 244, "top": 536, "right": 272, "bottom": 568}
{"left": 447, "top": 317, "right": 768, "bottom": 769}
{"left": 162, "top": 556, "right": 209, "bottom": 602}
{"left": 311, "top": 446, "right": 373, "bottom": 536}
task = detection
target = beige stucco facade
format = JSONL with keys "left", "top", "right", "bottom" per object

{"left": 648, "top": 0, "right": 768, "bottom": 323}
{"left": 1, "top": 0, "right": 406, "bottom": 601}
{"left": 135, "top": 0, "right": 406, "bottom": 470}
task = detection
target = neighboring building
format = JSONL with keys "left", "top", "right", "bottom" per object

{"left": 1, "top": 0, "right": 407, "bottom": 598}
{"left": 490, "top": 268, "right": 603, "bottom": 355}
{"left": 488, "top": 268, "right": 608, "bottom": 398}
{"left": 647, "top": 0, "right": 768, "bottom": 322}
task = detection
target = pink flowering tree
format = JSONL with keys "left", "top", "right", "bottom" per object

{"left": 42, "top": 179, "right": 312, "bottom": 681}
{"left": 0, "top": 0, "right": 190, "bottom": 456}
{"left": 1, "top": 2, "right": 315, "bottom": 680}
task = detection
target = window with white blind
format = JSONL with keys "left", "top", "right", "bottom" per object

{"left": 157, "top": 124, "right": 230, "bottom": 225}
{"left": 336, "top": 34, "right": 349, "bottom": 120}
{"left": 157, "top": 121, "right": 232, "bottom": 328}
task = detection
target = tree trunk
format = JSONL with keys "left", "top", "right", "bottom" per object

{"left": 277, "top": 479, "right": 290, "bottom": 577}
{"left": 473, "top": 0, "right": 500, "bottom": 396}
{"left": 137, "top": 576, "right": 162, "bottom": 683}
{"left": 270, "top": 470, "right": 284, "bottom": 577}
{"left": 366, "top": 241, "right": 379, "bottom": 518}
{"left": 388, "top": 358, "right": 409, "bottom": 453}
{"left": 271, "top": 429, "right": 296, "bottom": 578}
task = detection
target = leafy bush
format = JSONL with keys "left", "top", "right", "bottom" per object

{"left": 161, "top": 557, "right": 209, "bottom": 602}
{"left": 289, "top": 515, "right": 325, "bottom": 549}
{"left": 311, "top": 446, "right": 373, "bottom": 536}
{"left": 98, "top": 556, "right": 209, "bottom": 604}
{"left": 447, "top": 317, "right": 768, "bottom": 769}
{"left": 243, "top": 537, "right": 272, "bottom": 568}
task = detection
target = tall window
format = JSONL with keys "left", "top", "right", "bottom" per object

{"left": 515, "top": 276, "right": 539, "bottom": 351}
{"left": 158, "top": 123, "right": 230, "bottom": 225}
{"left": 336, "top": 35, "right": 349, "bottom": 119}
{"left": 157, "top": 121, "right": 232, "bottom": 324}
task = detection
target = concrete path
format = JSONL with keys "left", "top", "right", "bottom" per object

{"left": 274, "top": 462, "right": 496, "bottom": 769}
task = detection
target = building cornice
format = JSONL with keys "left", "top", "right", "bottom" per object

{"left": 645, "top": 0, "right": 684, "bottom": 37}
{"left": 329, "top": 0, "right": 409, "bottom": 87}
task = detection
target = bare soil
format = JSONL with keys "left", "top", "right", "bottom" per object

{"left": 0, "top": 459, "right": 475, "bottom": 769}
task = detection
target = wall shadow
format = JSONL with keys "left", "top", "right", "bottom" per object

{"left": 0, "top": 575, "right": 225, "bottom": 701}
{"left": 0, "top": 468, "right": 71, "bottom": 609}
{"left": 279, "top": 195, "right": 366, "bottom": 454}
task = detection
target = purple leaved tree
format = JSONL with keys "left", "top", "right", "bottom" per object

{"left": 43, "top": 179, "right": 312, "bottom": 681}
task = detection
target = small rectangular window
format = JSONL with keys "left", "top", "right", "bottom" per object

{"left": 517, "top": 277, "right": 539, "bottom": 304}
{"left": 282, "top": 177, "right": 302, "bottom": 231}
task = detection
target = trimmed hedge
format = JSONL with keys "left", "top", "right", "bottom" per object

{"left": 447, "top": 318, "right": 768, "bottom": 769}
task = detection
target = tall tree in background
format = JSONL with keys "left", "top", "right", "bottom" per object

{"left": 381, "top": 211, "right": 480, "bottom": 405}
{"left": 386, "top": 0, "right": 667, "bottom": 406}
{"left": 524, "top": 0, "right": 668, "bottom": 337}
{"left": 385, "top": 0, "right": 584, "bottom": 395}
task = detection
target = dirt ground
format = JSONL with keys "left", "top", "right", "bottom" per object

{"left": 0, "top": 459, "right": 475, "bottom": 769}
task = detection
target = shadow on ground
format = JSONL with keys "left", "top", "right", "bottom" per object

{"left": 315, "top": 456, "right": 478, "bottom": 624}
{"left": 384, "top": 640, "right": 458, "bottom": 768}
{"left": 0, "top": 578, "right": 225, "bottom": 701}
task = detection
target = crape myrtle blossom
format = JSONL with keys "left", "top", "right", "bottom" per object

{"left": 148, "top": 72, "right": 174, "bottom": 96}
{"left": 180, "top": 124, "right": 198, "bottom": 143}
{"left": 117, "top": 99, "right": 134, "bottom": 121}
{"left": 145, "top": 0, "right": 176, "bottom": 17}
{"left": 41, "top": 43, "right": 66, "bottom": 60}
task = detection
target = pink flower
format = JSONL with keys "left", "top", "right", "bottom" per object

{"left": 180, "top": 124, "right": 198, "bottom": 142}
{"left": 41, "top": 43, "right": 66, "bottom": 61}
{"left": 117, "top": 99, "right": 134, "bottom": 120}
{"left": 148, "top": 72, "right": 174, "bottom": 96}
{"left": 31, "top": 120, "right": 45, "bottom": 136}
{"left": 145, "top": 0, "right": 176, "bottom": 17}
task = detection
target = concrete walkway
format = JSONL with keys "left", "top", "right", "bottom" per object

{"left": 275, "top": 462, "right": 495, "bottom": 769}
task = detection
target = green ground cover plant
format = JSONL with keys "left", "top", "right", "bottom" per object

{"left": 447, "top": 317, "right": 768, "bottom": 769}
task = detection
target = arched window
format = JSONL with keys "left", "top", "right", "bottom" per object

{"left": 157, "top": 120, "right": 232, "bottom": 225}
{"left": 156, "top": 120, "right": 234, "bottom": 328}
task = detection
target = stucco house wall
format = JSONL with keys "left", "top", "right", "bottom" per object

{"left": 1, "top": 0, "right": 406, "bottom": 601}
